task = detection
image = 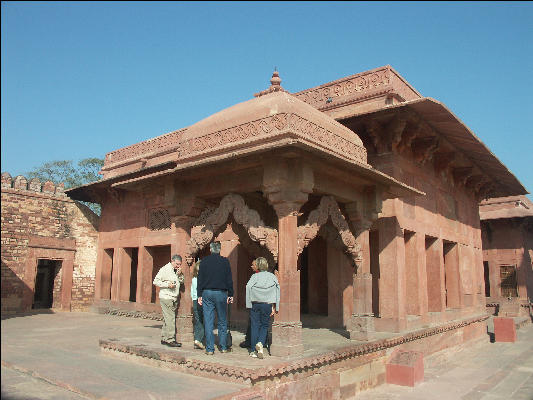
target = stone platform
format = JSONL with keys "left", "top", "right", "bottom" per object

{"left": 100, "top": 314, "right": 489, "bottom": 399}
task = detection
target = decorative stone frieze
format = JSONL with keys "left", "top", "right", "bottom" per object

{"left": 176, "top": 112, "right": 367, "bottom": 164}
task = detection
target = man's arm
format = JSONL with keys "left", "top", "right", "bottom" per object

{"left": 225, "top": 259, "right": 234, "bottom": 297}
{"left": 153, "top": 267, "right": 167, "bottom": 288}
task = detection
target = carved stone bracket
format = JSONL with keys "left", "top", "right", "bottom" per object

{"left": 434, "top": 152, "right": 455, "bottom": 174}
{"left": 395, "top": 125, "right": 421, "bottom": 154}
{"left": 107, "top": 188, "right": 125, "bottom": 203}
{"left": 453, "top": 167, "right": 474, "bottom": 187}
{"left": 412, "top": 136, "right": 439, "bottom": 164}
{"left": 297, "top": 196, "right": 361, "bottom": 267}
{"left": 465, "top": 174, "right": 486, "bottom": 193}
{"left": 186, "top": 193, "right": 278, "bottom": 265}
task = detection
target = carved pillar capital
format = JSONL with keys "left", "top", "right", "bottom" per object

{"left": 272, "top": 201, "right": 304, "bottom": 219}
{"left": 262, "top": 157, "right": 313, "bottom": 218}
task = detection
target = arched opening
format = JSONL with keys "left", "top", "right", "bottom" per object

{"left": 299, "top": 224, "right": 353, "bottom": 330}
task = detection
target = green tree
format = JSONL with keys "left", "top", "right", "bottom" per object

{"left": 27, "top": 158, "right": 104, "bottom": 214}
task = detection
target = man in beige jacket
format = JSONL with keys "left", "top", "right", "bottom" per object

{"left": 153, "top": 254, "right": 185, "bottom": 347}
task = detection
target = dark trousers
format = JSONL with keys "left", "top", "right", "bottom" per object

{"left": 202, "top": 289, "right": 228, "bottom": 352}
{"left": 250, "top": 302, "right": 271, "bottom": 351}
{"left": 192, "top": 299, "right": 204, "bottom": 343}
{"left": 244, "top": 311, "right": 272, "bottom": 348}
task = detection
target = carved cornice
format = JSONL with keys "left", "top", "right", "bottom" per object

{"left": 297, "top": 196, "right": 361, "bottom": 267}
{"left": 104, "top": 128, "right": 187, "bottom": 166}
{"left": 177, "top": 113, "right": 367, "bottom": 164}
{"left": 186, "top": 193, "right": 278, "bottom": 264}
{"left": 294, "top": 68, "right": 392, "bottom": 109}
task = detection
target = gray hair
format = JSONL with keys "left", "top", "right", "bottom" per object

{"left": 210, "top": 241, "right": 221, "bottom": 254}
{"left": 171, "top": 254, "right": 182, "bottom": 262}
{"left": 255, "top": 257, "right": 269, "bottom": 272}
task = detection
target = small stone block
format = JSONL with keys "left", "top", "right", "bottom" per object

{"left": 493, "top": 317, "right": 516, "bottom": 342}
{"left": 386, "top": 349, "right": 424, "bottom": 387}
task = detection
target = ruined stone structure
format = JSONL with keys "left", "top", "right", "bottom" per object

{"left": 1, "top": 173, "right": 99, "bottom": 314}
{"left": 67, "top": 66, "right": 528, "bottom": 361}
{"left": 480, "top": 195, "right": 533, "bottom": 317}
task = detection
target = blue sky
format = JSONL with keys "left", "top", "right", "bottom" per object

{"left": 2, "top": 2, "right": 532, "bottom": 198}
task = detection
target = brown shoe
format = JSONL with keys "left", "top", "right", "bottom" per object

{"left": 205, "top": 351, "right": 214, "bottom": 355}
{"left": 162, "top": 341, "right": 181, "bottom": 348}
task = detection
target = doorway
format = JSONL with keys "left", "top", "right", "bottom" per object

{"left": 33, "top": 259, "right": 61, "bottom": 309}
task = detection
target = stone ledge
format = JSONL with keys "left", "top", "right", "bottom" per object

{"left": 99, "top": 314, "right": 488, "bottom": 385}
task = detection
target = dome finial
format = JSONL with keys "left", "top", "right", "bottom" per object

{"left": 254, "top": 68, "right": 289, "bottom": 97}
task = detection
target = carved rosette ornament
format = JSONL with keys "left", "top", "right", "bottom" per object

{"left": 297, "top": 196, "right": 362, "bottom": 267}
{"left": 186, "top": 193, "right": 278, "bottom": 265}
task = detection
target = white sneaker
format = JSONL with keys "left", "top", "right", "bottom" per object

{"left": 194, "top": 340, "right": 204, "bottom": 350}
{"left": 255, "top": 342, "right": 264, "bottom": 359}
{"left": 249, "top": 352, "right": 258, "bottom": 358}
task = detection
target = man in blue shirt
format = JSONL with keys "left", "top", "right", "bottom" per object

{"left": 197, "top": 241, "right": 234, "bottom": 355}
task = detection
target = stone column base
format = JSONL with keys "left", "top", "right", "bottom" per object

{"left": 349, "top": 315, "right": 375, "bottom": 341}
{"left": 176, "top": 314, "right": 194, "bottom": 343}
{"left": 271, "top": 321, "right": 304, "bottom": 357}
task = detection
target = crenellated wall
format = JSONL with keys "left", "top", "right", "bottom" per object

{"left": 1, "top": 172, "right": 99, "bottom": 314}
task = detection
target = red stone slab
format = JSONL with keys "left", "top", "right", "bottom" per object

{"left": 386, "top": 349, "right": 424, "bottom": 387}
{"left": 494, "top": 317, "right": 516, "bottom": 343}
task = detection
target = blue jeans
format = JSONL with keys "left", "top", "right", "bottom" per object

{"left": 250, "top": 302, "right": 271, "bottom": 351}
{"left": 202, "top": 290, "right": 228, "bottom": 352}
{"left": 192, "top": 299, "right": 204, "bottom": 343}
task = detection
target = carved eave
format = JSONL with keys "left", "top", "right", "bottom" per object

{"left": 342, "top": 98, "right": 528, "bottom": 198}
{"left": 65, "top": 161, "right": 177, "bottom": 203}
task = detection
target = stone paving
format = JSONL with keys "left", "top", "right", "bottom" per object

{"left": 1, "top": 311, "right": 532, "bottom": 400}
{"left": 356, "top": 321, "right": 533, "bottom": 400}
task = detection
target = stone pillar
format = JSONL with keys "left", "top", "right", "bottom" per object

{"left": 405, "top": 232, "right": 429, "bottom": 319}
{"left": 444, "top": 242, "right": 462, "bottom": 309}
{"left": 117, "top": 248, "right": 132, "bottom": 302}
{"left": 136, "top": 246, "right": 154, "bottom": 304}
{"left": 173, "top": 217, "right": 194, "bottom": 344}
{"left": 95, "top": 247, "right": 113, "bottom": 300}
{"left": 60, "top": 255, "right": 74, "bottom": 311}
{"left": 271, "top": 202, "right": 304, "bottom": 357}
{"left": 110, "top": 249, "right": 121, "bottom": 301}
{"left": 426, "top": 237, "right": 446, "bottom": 313}
{"left": 349, "top": 272, "right": 375, "bottom": 340}
{"left": 378, "top": 217, "right": 407, "bottom": 332}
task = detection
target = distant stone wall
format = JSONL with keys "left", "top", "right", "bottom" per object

{"left": 1, "top": 172, "right": 99, "bottom": 314}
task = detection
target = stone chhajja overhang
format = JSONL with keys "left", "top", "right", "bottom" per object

{"left": 344, "top": 98, "right": 527, "bottom": 199}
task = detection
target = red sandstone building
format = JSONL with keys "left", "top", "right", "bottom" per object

{"left": 480, "top": 195, "right": 533, "bottom": 316}
{"left": 67, "top": 66, "right": 529, "bottom": 357}
{"left": 1, "top": 173, "right": 99, "bottom": 315}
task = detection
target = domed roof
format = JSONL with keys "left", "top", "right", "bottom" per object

{"left": 177, "top": 71, "right": 367, "bottom": 165}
